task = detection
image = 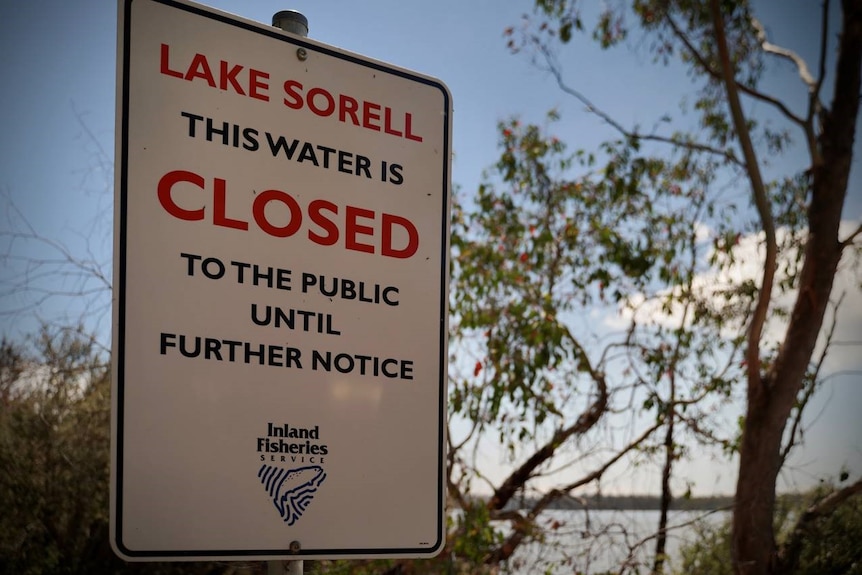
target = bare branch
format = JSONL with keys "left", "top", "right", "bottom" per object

{"left": 446, "top": 416, "right": 479, "bottom": 511}
{"left": 780, "top": 293, "right": 844, "bottom": 465}
{"left": 664, "top": 15, "right": 807, "bottom": 127}
{"left": 751, "top": 18, "right": 815, "bottom": 89}
{"left": 0, "top": 105, "right": 114, "bottom": 338}
{"left": 0, "top": 200, "right": 112, "bottom": 325}
{"left": 537, "top": 44, "right": 745, "bottom": 167}
{"left": 619, "top": 505, "right": 734, "bottom": 571}
{"left": 485, "top": 420, "right": 662, "bottom": 565}
{"left": 486, "top": 368, "right": 608, "bottom": 513}
{"left": 807, "top": 0, "right": 831, "bottom": 168}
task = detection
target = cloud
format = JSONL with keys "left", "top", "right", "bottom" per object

{"left": 608, "top": 221, "right": 862, "bottom": 352}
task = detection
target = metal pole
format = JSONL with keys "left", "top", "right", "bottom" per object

{"left": 267, "top": 13, "right": 308, "bottom": 575}
{"left": 266, "top": 559, "right": 302, "bottom": 575}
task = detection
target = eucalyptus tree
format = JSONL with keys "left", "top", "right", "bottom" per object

{"left": 457, "top": 1, "right": 862, "bottom": 574}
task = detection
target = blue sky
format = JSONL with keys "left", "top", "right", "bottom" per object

{"left": 1, "top": 0, "right": 859, "bottom": 496}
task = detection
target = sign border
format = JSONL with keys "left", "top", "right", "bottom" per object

{"left": 112, "top": 0, "right": 451, "bottom": 559}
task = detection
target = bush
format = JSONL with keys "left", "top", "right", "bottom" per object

{"left": 675, "top": 487, "right": 862, "bottom": 575}
{"left": 0, "top": 328, "right": 235, "bottom": 575}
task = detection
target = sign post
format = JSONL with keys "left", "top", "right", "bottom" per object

{"left": 112, "top": 0, "right": 451, "bottom": 561}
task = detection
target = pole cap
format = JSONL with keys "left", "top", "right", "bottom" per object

{"left": 272, "top": 10, "right": 308, "bottom": 37}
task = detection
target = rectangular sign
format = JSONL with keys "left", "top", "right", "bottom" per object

{"left": 112, "top": 0, "right": 451, "bottom": 560}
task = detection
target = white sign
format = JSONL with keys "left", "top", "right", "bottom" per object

{"left": 112, "top": 0, "right": 451, "bottom": 561}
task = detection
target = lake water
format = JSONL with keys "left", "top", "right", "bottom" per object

{"left": 501, "top": 508, "right": 730, "bottom": 574}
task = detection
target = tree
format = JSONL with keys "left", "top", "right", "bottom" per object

{"left": 0, "top": 327, "right": 113, "bottom": 575}
{"left": 448, "top": 112, "right": 732, "bottom": 573}
{"left": 484, "top": 1, "right": 862, "bottom": 574}
{"left": 0, "top": 327, "right": 247, "bottom": 575}
{"left": 2, "top": 2, "right": 860, "bottom": 574}
{"left": 353, "top": 2, "right": 862, "bottom": 573}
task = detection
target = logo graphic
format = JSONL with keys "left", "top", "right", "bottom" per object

{"left": 258, "top": 464, "right": 327, "bottom": 525}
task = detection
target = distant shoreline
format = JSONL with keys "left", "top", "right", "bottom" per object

{"left": 515, "top": 494, "right": 735, "bottom": 511}
{"left": 459, "top": 493, "right": 805, "bottom": 512}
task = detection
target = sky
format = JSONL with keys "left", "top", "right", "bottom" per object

{"left": 0, "top": 0, "right": 859, "bottom": 498}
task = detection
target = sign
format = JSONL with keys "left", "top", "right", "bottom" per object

{"left": 112, "top": 0, "right": 451, "bottom": 560}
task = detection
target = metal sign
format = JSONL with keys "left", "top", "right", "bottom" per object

{"left": 112, "top": 0, "right": 451, "bottom": 560}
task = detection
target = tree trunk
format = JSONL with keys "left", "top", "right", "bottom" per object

{"left": 731, "top": 2, "right": 862, "bottom": 574}
{"left": 652, "top": 390, "right": 675, "bottom": 575}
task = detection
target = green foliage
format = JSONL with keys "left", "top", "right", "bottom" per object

{"left": 531, "top": 0, "right": 761, "bottom": 74}
{"left": 450, "top": 110, "right": 747, "bottom": 448}
{"left": 2, "top": 1, "right": 852, "bottom": 573}
{"left": 449, "top": 1, "right": 857, "bottom": 572}
{"left": 450, "top": 503, "right": 505, "bottom": 564}
{"left": 786, "top": 489, "right": 862, "bottom": 575}
{"left": 674, "top": 516, "right": 733, "bottom": 575}
{"left": 0, "top": 328, "right": 111, "bottom": 575}
{"left": 675, "top": 487, "right": 862, "bottom": 575}
{"left": 0, "top": 328, "right": 228, "bottom": 575}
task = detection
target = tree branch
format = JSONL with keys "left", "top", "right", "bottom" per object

{"left": 751, "top": 18, "right": 815, "bottom": 89}
{"left": 779, "top": 293, "right": 843, "bottom": 465}
{"left": 485, "top": 420, "right": 662, "bottom": 564}
{"left": 807, "top": 0, "right": 831, "bottom": 169}
{"left": 732, "top": 3, "right": 862, "bottom": 572}
{"left": 486, "top": 361, "right": 608, "bottom": 513}
{"left": 816, "top": 0, "right": 831, "bottom": 97}
{"left": 664, "top": 14, "right": 807, "bottom": 127}
{"left": 537, "top": 44, "right": 745, "bottom": 167}
{"left": 710, "top": 0, "right": 777, "bottom": 393}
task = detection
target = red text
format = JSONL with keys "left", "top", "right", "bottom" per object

{"left": 156, "top": 170, "right": 419, "bottom": 259}
{"left": 160, "top": 43, "right": 269, "bottom": 102}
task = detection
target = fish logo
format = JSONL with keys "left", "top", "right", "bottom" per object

{"left": 258, "top": 464, "right": 326, "bottom": 525}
